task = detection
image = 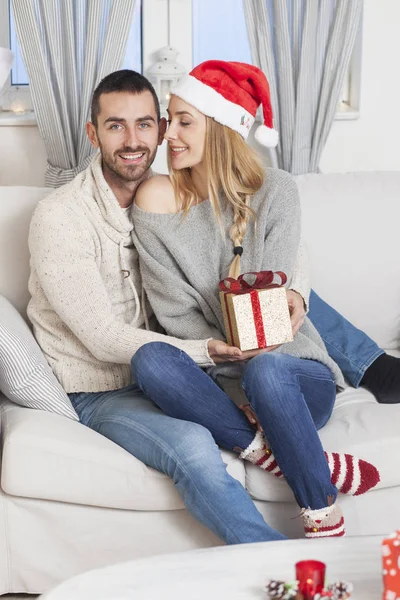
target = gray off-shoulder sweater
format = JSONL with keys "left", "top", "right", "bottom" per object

{"left": 132, "top": 168, "right": 345, "bottom": 392}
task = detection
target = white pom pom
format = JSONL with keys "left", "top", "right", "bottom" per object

{"left": 254, "top": 124, "right": 279, "bottom": 148}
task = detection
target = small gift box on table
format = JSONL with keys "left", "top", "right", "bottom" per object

{"left": 219, "top": 271, "right": 293, "bottom": 352}
{"left": 382, "top": 529, "right": 400, "bottom": 599}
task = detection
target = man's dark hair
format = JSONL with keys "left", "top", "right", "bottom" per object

{"left": 91, "top": 70, "right": 161, "bottom": 127}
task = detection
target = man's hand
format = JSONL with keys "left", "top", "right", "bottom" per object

{"left": 208, "top": 339, "right": 279, "bottom": 364}
{"left": 239, "top": 404, "right": 263, "bottom": 432}
{"left": 207, "top": 339, "right": 243, "bottom": 363}
{"left": 287, "top": 290, "right": 306, "bottom": 337}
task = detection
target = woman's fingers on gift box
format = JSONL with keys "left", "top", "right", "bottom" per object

{"left": 292, "top": 317, "right": 304, "bottom": 337}
{"left": 286, "top": 290, "right": 306, "bottom": 337}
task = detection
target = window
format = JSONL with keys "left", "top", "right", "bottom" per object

{"left": 192, "top": 0, "right": 251, "bottom": 65}
{"left": 192, "top": 0, "right": 362, "bottom": 120}
{"left": 1, "top": 0, "right": 361, "bottom": 121}
{"left": 0, "top": 0, "right": 32, "bottom": 112}
{"left": 0, "top": 0, "right": 143, "bottom": 114}
{"left": 8, "top": 2, "right": 28, "bottom": 86}
{"left": 337, "top": 9, "right": 363, "bottom": 119}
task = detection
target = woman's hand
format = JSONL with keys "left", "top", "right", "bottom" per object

{"left": 208, "top": 339, "right": 279, "bottom": 363}
{"left": 287, "top": 290, "right": 306, "bottom": 337}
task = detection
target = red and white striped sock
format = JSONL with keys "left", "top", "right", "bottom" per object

{"left": 301, "top": 498, "right": 345, "bottom": 538}
{"left": 324, "top": 450, "right": 380, "bottom": 496}
{"left": 239, "top": 432, "right": 380, "bottom": 496}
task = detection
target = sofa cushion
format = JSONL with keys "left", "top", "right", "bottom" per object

{"left": 245, "top": 385, "right": 400, "bottom": 502}
{"left": 296, "top": 171, "right": 400, "bottom": 350}
{"left": 0, "top": 398, "right": 245, "bottom": 510}
{"left": 0, "top": 296, "right": 78, "bottom": 420}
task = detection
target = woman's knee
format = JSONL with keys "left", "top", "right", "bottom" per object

{"left": 131, "top": 342, "right": 180, "bottom": 381}
{"left": 243, "top": 352, "right": 293, "bottom": 387}
{"left": 242, "top": 353, "right": 298, "bottom": 413}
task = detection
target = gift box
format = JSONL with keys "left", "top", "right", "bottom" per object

{"left": 219, "top": 271, "right": 293, "bottom": 352}
{"left": 382, "top": 530, "right": 400, "bottom": 600}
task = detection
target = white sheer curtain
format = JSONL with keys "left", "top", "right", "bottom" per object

{"left": 244, "top": 0, "right": 363, "bottom": 175}
{"left": 12, "top": 0, "right": 136, "bottom": 187}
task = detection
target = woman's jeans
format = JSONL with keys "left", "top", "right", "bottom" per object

{"left": 131, "top": 344, "right": 337, "bottom": 511}
{"left": 308, "top": 289, "right": 384, "bottom": 386}
{"left": 69, "top": 386, "right": 286, "bottom": 545}
{"left": 69, "top": 291, "right": 378, "bottom": 545}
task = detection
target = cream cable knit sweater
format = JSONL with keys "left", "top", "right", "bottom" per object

{"left": 28, "top": 155, "right": 214, "bottom": 393}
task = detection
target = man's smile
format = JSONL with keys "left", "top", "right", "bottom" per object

{"left": 118, "top": 151, "right": 146, "bottom": 164}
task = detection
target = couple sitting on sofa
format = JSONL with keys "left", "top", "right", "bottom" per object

{"left": 27, "top": 61, "right": 396, "bottom": 544}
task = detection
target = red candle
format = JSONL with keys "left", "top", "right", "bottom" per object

{"left": 295, "top": 560, "right": 326, "bottom": 599}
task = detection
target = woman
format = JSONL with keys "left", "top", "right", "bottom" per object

{"left": 130, "top": 61, "right": 379, "bottom": 539}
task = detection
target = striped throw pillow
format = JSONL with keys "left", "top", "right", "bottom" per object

{"left": 0, "top": 295, "right": 78, "bottom": 420}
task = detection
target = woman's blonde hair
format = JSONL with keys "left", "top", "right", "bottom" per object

{"left": 168, "top": 116, "right": 264, "bottom": 278}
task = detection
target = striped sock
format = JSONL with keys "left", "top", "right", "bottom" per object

{"left": 302, "top": 499, "right": 345, "bottom": 538}
{"left": 239, "top": 431, "right": 283, "bottom": 477}
{"left": 324, "top": 451, "right": 380, "bottom": 496}
{"left": 239, "top": 432, "right": 380, "bottom": 496}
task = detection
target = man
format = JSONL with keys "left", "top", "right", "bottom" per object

{"left": 27, "top": 70, "right": 398, "bottom": 547}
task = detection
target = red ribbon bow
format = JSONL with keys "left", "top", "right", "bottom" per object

{"left": 219, "top": 271, "right": 287, "bottom": 350}
{"left": 219, "top": 270, "right": 287, "bottom": 294}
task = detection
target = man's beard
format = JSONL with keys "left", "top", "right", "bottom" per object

{"left": 99, "top": 143, "right": 157, "bottom": 183}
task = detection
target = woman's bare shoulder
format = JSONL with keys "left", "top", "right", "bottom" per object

{"left": 134, "top": 175, "right": 177, "bottom": 214}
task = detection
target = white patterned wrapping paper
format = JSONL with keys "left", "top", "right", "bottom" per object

{"left": 220, "top": 286, "right": 293, "bottom": 351}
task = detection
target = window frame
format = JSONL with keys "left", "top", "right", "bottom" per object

{"left": 0, "top": 0, "right": 192, "bottom": 119}
{"left": 142, "top": 0, "right": 192, "bottom": 74}
{"left": 0, "top": 0, "right": 360, "bottom": 122}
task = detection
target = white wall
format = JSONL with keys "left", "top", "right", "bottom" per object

{"left": 0, "top": 125, "right": 47, "bottom": 186}
{"left": 320, "top": 0, "right": 400, "bottom": 173}
{"left": 1, "top": 0, "right": 399, "bottom": 187}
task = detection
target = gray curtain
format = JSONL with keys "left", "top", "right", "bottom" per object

{"left": 244, "top": 0, "right": 363, "bottom": 175}
{"left": 12, "top": 0, "right": 136, "bottom": 187}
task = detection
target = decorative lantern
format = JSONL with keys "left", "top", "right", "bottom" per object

{"left": 148, "top": 46, "right": 186, "bottom": 114}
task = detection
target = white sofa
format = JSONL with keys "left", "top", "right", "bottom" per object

{"left": 1, "top": 172, "right": 400, "bottom": 596}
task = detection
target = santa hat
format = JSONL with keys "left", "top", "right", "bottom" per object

{"left": 171, "top": 60, "right": 278, "bottom": 147}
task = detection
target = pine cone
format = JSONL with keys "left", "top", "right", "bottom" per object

{"left": 266, "top": 579, "right": 286, "bottom": 597}
{"left": 328, "top": 581, "right": 353, "bottom": 599}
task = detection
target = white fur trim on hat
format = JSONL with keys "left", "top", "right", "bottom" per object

{"left": 254, "top": 124, "right": 279, "bottom": 148}
{"left": 171, "top": 74, "right": 255, "bottom": 139}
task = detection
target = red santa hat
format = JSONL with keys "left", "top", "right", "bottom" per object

{"left": 171, "top": 60, "right": 278, "bottom": 147}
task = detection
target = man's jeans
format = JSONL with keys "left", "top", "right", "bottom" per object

{"left": 308, "top": 289, "right": 384, "bottom": 386}
{"left": 69, "top": 386, "right": 286, "bottom": 545}
{"left": 132, "top": 344, "right": 337, "bottom": 510}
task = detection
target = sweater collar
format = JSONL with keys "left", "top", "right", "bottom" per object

{"left": 89, "top": 153, "right": 133, "bottom": 237}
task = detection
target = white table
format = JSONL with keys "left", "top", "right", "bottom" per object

{"left": 40, "top": 535, "right": 384, "bottom": 600}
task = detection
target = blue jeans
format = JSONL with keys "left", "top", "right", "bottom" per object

{"left": 131, "top": 343, "right": 337, "bottom": 510}
{"left": 308, "top": 289, "right": 384, "bottom": 386}
{"left": 69, "top": 386, "right": 286, "bottom": 545}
